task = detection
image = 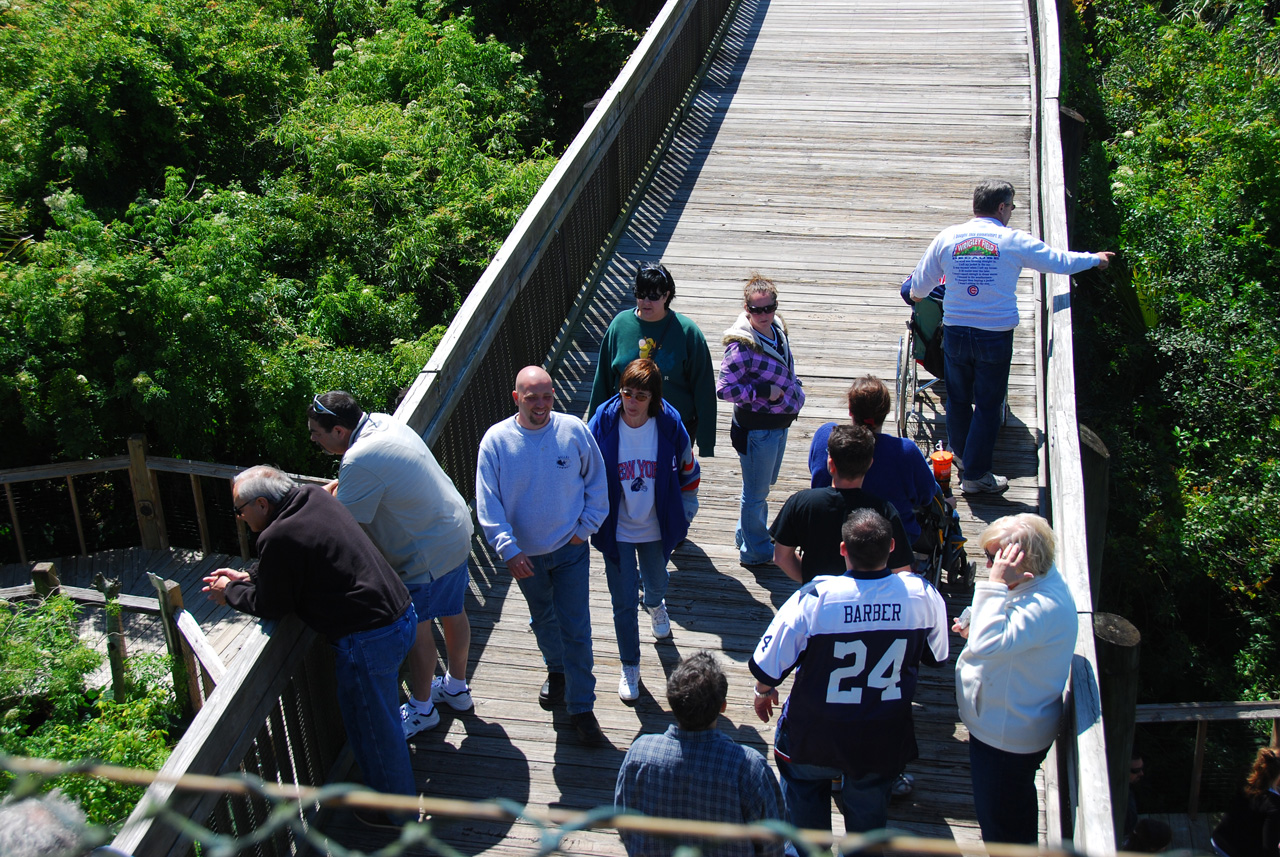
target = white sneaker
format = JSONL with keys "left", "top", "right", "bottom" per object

{"left": 430, "top": 675, "right": 474, "bottom": 711}
{"left": 618, "top": 665, "right": 641, "bottom": 702}
{"left": 650, "top": 602, "right": 671, "bottom": 639}
{"left": 400, "top": 702, "right": 439, "bottom": 739}
{"left": 961, "top": 472, "right": 1009, "bottom": 495}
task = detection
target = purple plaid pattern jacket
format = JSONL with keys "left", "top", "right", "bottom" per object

{"left": 716, "top": 315, "right": 804, "bottom": 415}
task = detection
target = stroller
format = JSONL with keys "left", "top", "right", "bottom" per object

{"left": 913, "top": 485, "right": 970, "bottom": 589}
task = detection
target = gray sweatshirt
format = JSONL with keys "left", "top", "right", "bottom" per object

{"left": 475, "top": 413, "right": 608, "bottom": 560}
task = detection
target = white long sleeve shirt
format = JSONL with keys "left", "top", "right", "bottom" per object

{"left": 909, "top": 216, "right": 1104, "bottom": 330}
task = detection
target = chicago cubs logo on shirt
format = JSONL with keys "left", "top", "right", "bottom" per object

{"left": 967, "top": 285, "right": 980, "bottom": 296}
{"left": 953, "top": 237, "right": 999, "bottom": 257}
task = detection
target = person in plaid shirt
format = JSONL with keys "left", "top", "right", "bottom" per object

{"left": 717, "top": 274, "right": 805, "bottom": 566}
{"left": 614, "top": 651, "right": 783, "bottom": 857}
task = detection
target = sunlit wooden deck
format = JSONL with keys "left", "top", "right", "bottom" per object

{"left": 12, "top": 0, "right": 1052, "bottom": 849}
{"left": 366, "top": 0, "right": 1044, "bottom": 849}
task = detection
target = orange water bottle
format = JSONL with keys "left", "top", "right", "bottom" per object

{"left": 929, "top": 443, "right": 954, "bottom": 495}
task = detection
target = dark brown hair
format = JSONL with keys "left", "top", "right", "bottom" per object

{"left": 846, "top": 375, "right": 891, "bottom": 430}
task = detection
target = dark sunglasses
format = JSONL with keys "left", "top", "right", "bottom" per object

{"left": 234, "top": 497, "right": 259, "bottom": 517}
{"left": 311, "top": 394, "right": 338, "bottom": 416}
{"left": 746, "top": 302, "right": 777, "bottom": 315}
{"left": 634, "top": 288, "right": 667, "bottom": 302}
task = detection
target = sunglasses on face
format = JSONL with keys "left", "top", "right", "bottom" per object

{"left": 746, "top": 302, "right": 777, "bottom": 315}
{"left": 635, "top": 289, "right": 667, "bottom": 302}
{"left": 621, "top": 389, "right": 653, "bottom": 402}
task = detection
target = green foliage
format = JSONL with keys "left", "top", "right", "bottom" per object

{"left": 0, "top": 596, "right": 101, "bottom": 718}
{"left": 1065, "top": 0, "right": 1280, "bottom": 704}
{"left": 0, "top": 599, "right": 181, "bottom": 826}
{"left": 0, "top": 0, "right": 575, "bottom": 475}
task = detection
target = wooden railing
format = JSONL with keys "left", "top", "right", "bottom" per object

{"left": 1026, "top": 0, "right": 1117, "bottom": 849}
{"left": 0, "top": 435, "right": 327, "bottom": 565}
{"left": 109, "top": 0, "right": 740, "bottom": 852}
{"left": 1136, "top": 701, "right": 1280, "bottom": 818}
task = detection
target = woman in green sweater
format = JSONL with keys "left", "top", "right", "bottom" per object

{"left": 589, "top": 262, "right": 716, "bottom": 522}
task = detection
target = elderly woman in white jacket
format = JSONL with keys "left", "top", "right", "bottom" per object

{"left": 953, "top": 513, "right": 1078, "bottom": 845}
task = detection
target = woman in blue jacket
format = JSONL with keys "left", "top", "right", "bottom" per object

{"left": 589, "top": 358, "right": 699, "bottom": 702}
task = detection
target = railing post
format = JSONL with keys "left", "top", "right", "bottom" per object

{"left": 31, "top": 561, "right": 60, "bottom": 596}
{"left": 1096, "top": 612, "right": 1140, "bottom": 842}
{"left": 127, "top": 435, "right": 166, "bottom": 551}
{"left": 190, "top": 474, "right": 212, "bottom": 554}
{"left": 149, "top": 572, "right": 197, "bottom": 720}
{"left": 94, "top": 572, "right": 129, "bottom": 702}
{"left": 5, "top": 482, "right": 27, "bottom": 564}
{"left": 1190, "top": 720, "right": 1208, "bottom": 818}
{"left": 1080, "top": 425, "right": 1111, "bottom": 606}
{"left": 66, "top": 475, "right": 88, "bottom": 555}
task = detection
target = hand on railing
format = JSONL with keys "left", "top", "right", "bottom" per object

{"left": 203, "top": 568, "right": 250, "bottom": 606}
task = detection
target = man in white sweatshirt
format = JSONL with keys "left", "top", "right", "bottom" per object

{"left": 908, "top": 180, "right": 1113, "bottom": 494}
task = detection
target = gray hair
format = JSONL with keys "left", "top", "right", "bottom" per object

{"left": 978, "top": 513, "right": 1056, "bottom": 576}
{"left": 0, "top": 791, "right": 90, "bottom": 857}
{"left": 972, "top": 179, "right": 1015, "bottom": 216}
{"left": 232, "top": 465, "right": 296, "bottom": 507}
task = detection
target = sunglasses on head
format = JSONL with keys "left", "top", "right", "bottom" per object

{"left": 746, "top": 302, "right": 777, "bottom": 315}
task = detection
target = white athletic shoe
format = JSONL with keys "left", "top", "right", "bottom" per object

{"left": 618, "top": 665, "right": 641, "bottom": 702}
{"left": 400, "top": 702, "right": 440, "bottom": 739}
{"left": 650, "top": 602, "right": 671, "bottom": 639}
{"left": 430, "top": 675, "right": 474, "bottom": 711}
{"left": 960, "top": 472, "right": 1009, "bottom": 495}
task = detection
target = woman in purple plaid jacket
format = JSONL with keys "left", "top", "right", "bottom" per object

{"left": 717, "top": 274, "right": 805, "bottom": 566}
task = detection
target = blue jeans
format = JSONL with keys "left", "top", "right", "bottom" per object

{"left": 942, "top": 325, "right": 1014, "bottom": 477}
{"left": 331, "top": 605, "right": 418, "bottom": 796}
{"left": 603, "top": 540, "right": 668, "bottom": 665}
{"left": 516, "top": 540, "right": 596, "bottom": 714}
{"left": 775, "top": 722, "right": 893, "bottom": 853}
{"left": 736, "top": 426, "right": 788, "bottom": 564}
{"left": 969, "top": 735, "right": 1048, "bottom": 844}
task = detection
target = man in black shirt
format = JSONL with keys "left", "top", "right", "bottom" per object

{"left": 769, "top": 424, "right": 912, "bottom": 583}
{"left": 204, "top": 465, "right": 418, "bottom": 815}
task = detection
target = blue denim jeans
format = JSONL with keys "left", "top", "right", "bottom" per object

{"left": 775, "top": 723, "right": 894, "bottom": 855}
{"left": 603, "top": 540, "right": 668, "bottom": 665}
{"left": 736, "top": 426, "right": 789, "bottom": 564}
{"left": 942, "top": 325, "right": 1014, "bottom": 478}
{"left": 516, "top": 540, "right": 596, "bottom": 714}
{"left": 331, "top": 604, "right": 418, "bottom": 796}
{"left": 969, "top": 735, "right": 1049, "bottom": 845}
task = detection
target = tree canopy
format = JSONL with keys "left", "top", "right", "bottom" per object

{"left": 0, "top": 0, "right": 640, "bottom": 473}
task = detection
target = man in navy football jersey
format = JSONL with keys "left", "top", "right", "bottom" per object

{"left": 750, "top": 509, "right": 948, "bottom": 846}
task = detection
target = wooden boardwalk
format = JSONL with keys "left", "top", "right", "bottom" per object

{"left": 12, "top": 0, "right": 1052, "bottom": 850}
{"left": 339, "top": 0, "right": 1046, "bottom": 850}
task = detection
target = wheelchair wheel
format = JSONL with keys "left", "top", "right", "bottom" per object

{"left": 895, "top": 326, "right": 911, "bottom": 437}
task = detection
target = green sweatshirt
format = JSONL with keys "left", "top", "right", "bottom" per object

{"left": 588, "top": 308, "right": 717, "bottom": 457}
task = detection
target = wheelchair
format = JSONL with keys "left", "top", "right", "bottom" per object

{"left": 912, "top": 486, "right": 971, "bottom": 589}
{"left": 895, "top": 292, "right": 944, "bottom": 440}
{"left": 894, "top": 275, "right": 1007, "bottom": 442}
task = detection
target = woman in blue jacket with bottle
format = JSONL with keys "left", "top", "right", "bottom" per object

{"left": 589, "top": 358, "right": 699, "bottom": 702}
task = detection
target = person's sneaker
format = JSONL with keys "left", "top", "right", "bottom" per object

{"left": 650, "top": 602, "right": 672, "bottom": 639}
{"left": 570, "top": 710, "right": 606, "bottom": 745}
{"left": 618, "top": 665, "right": 641, "bottom": 702}
{"left": 431, "top": 675, "right": 474, "bottom": 711}
{"left": 400, "top": 702, "right": 439, "bottom": 740}
{"left": 891, "top": 772, "right": 915, "bottom": 799}
{"left": 538, "top": 672, "right": 565, "bottom": 710}
{"left": 961, "top": 472, "right": 1009, "bottom": 495}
